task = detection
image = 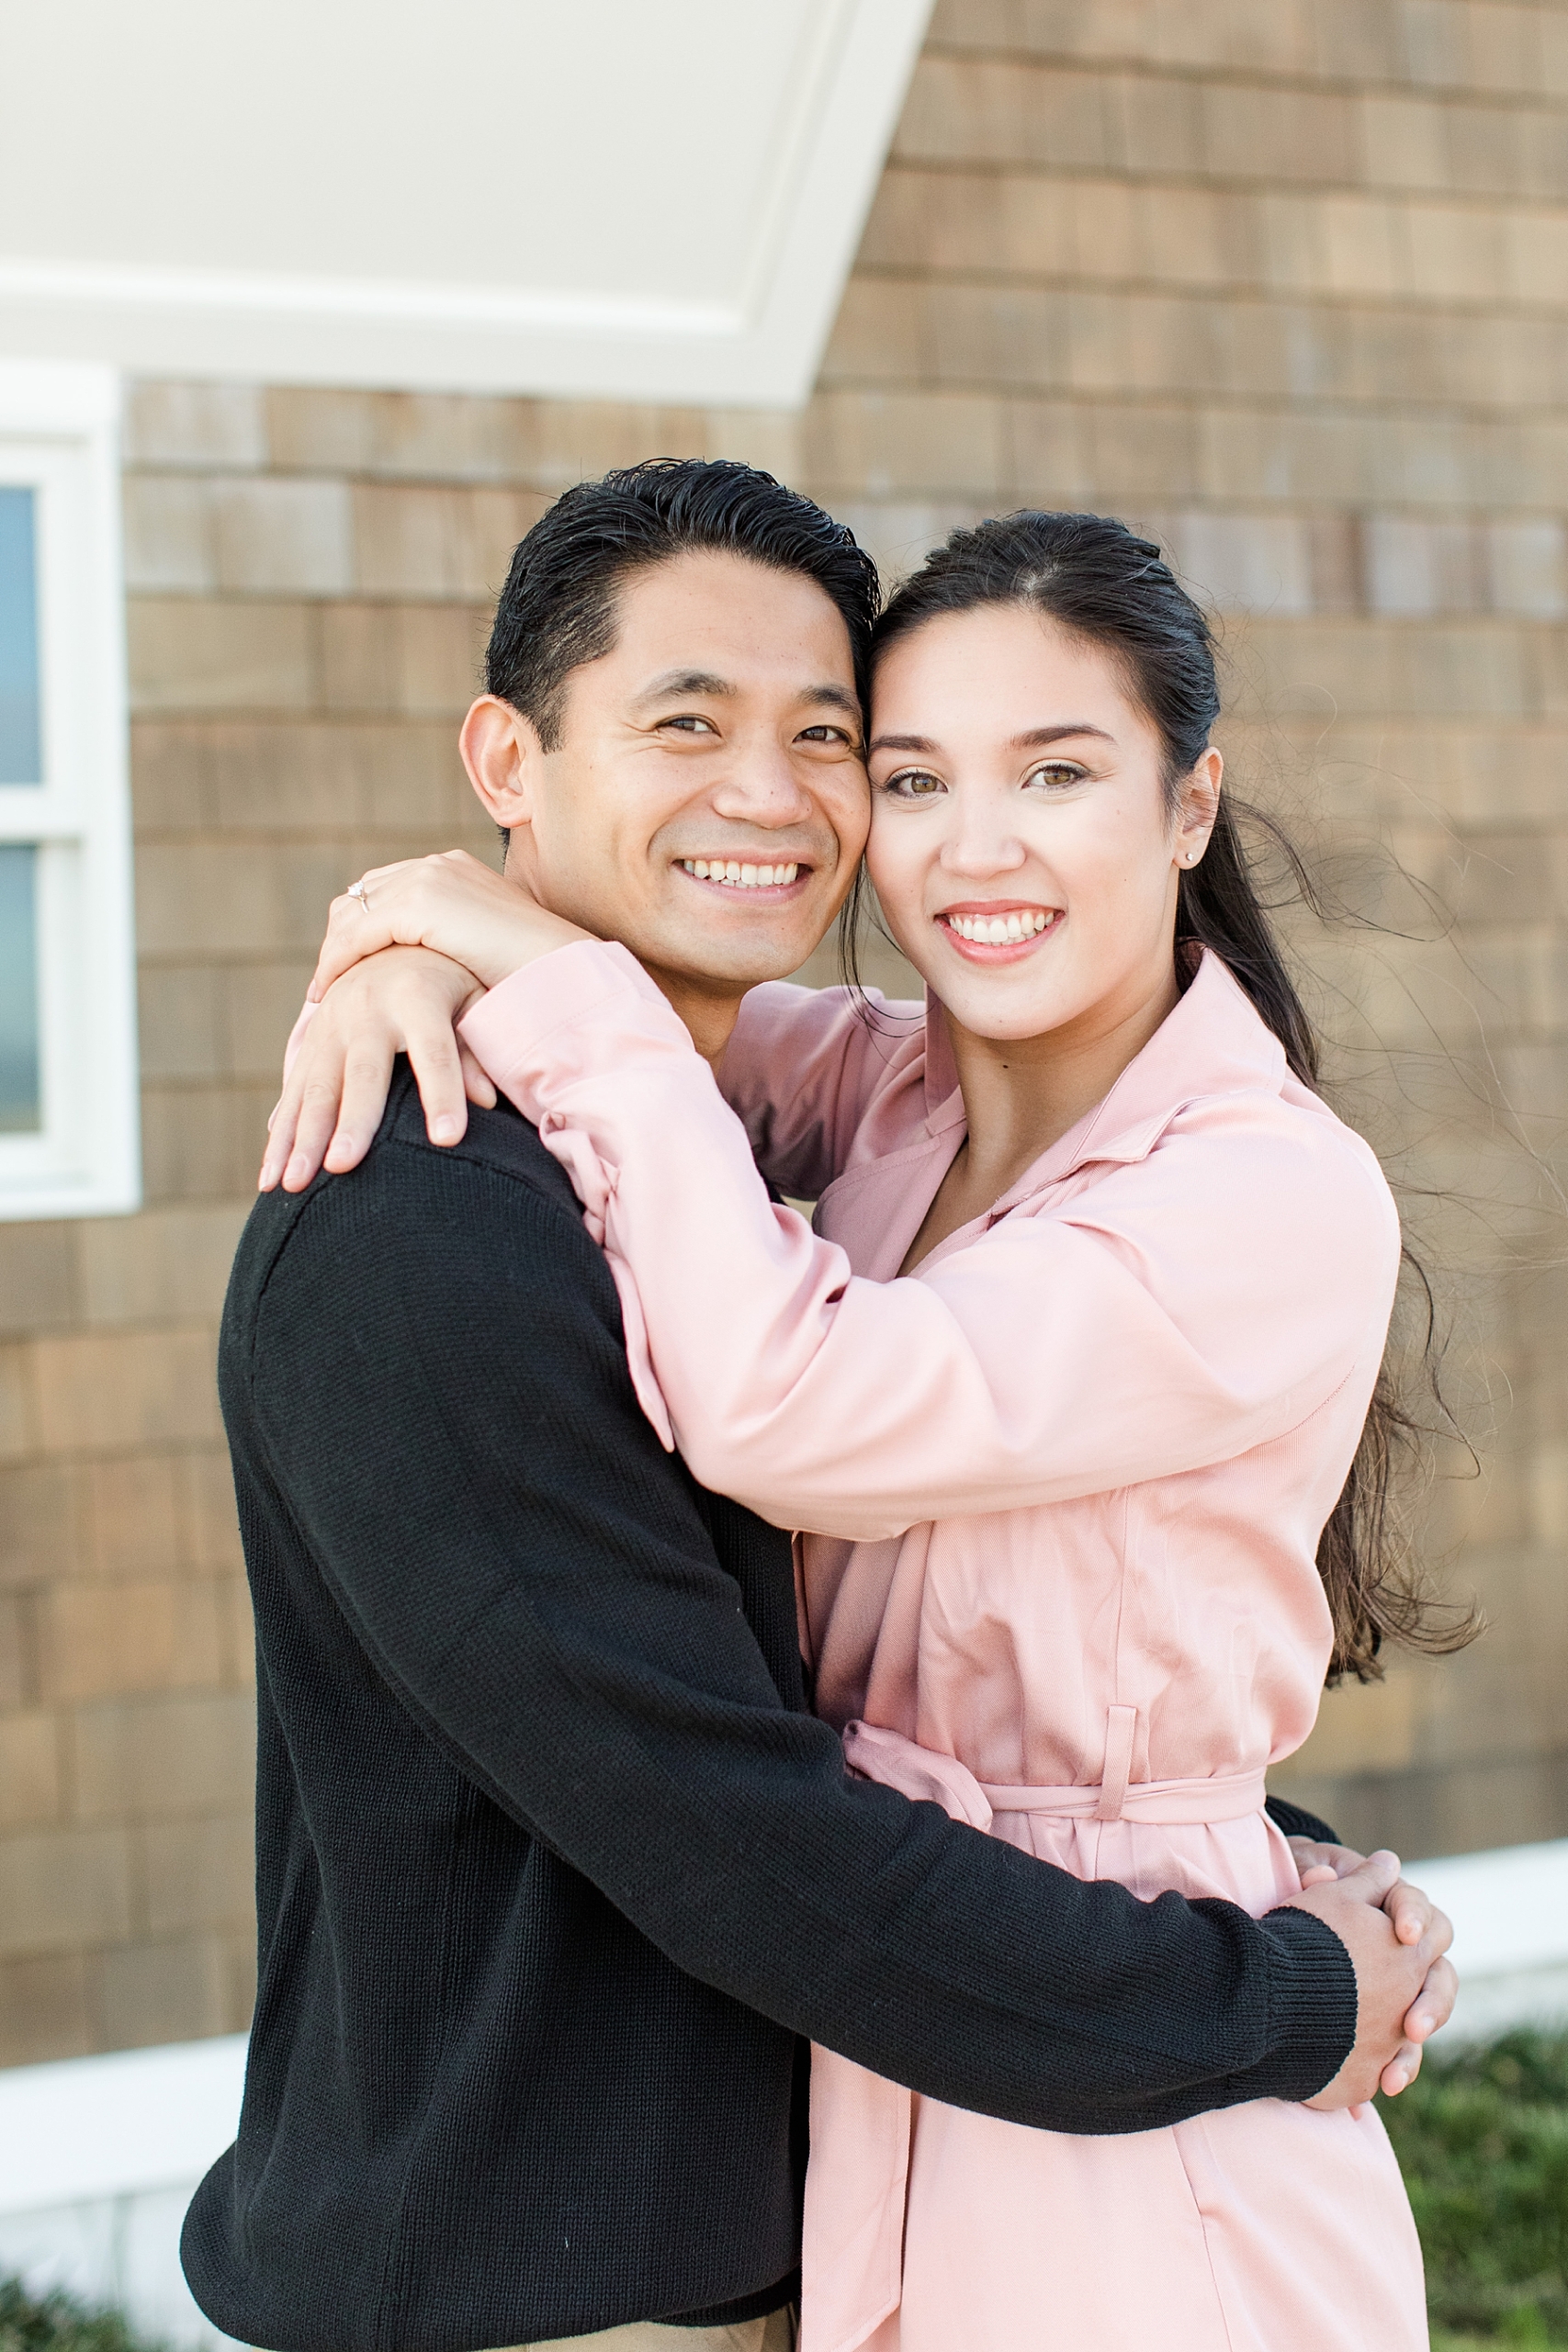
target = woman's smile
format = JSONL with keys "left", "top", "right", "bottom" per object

{"left": 936, "top": 902, "right": 1062, "bottom": 959}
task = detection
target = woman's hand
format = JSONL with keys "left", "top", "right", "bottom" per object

{"left": 261, "top": 946, "right": 494, "bottom": 1193}
{"left": 309, "top": 848, "right": 591, "bottom": 1003}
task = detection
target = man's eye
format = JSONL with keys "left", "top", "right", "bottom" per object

{"left": 883, "top": 768, "right": 945, "bottom": 799}
{"left": 663, "top": 714, "right": 718, "bottom": 735}
{"left": 798, "top": 724, "right": 852, "bottom": 745}
{"left": 1026, "top": 761, "right": 1087, "bottom": 790}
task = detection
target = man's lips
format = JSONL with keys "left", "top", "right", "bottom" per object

{"left": 677, "top": 856, "right": 810, "bottom": 897}
{"left": 936, "top": 903, "right": 1062, "bottom": 958}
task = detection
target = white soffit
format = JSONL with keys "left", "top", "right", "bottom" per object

{"left": 0, "top": 0, "right": 932, "bottom": 408}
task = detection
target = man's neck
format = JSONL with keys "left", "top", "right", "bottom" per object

{"left": 638, "top": 964, "right": 748, "bottom": 1069}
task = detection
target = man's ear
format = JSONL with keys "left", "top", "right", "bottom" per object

{"left": 459, "top": 695, "right": 543, "bottom": 837}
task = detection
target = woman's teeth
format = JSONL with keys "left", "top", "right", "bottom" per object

{"left": 682, "top": 859, "right": 798, "bottom": 888}
{"left": 944, "top": 910, "right": 1056, "bottom": 944}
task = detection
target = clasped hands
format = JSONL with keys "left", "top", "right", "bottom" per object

{"left": 261, "top": 849, "right": 580, "bottom": 1193}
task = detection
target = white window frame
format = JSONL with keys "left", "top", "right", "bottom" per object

{"left": 0, "top": 359, "right": 139, "bottom": 1219}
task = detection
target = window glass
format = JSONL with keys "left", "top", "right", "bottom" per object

{"left": 0, "top": 484, "right": 42, "bottom": 785}
{"left": 0, "top": 844, "right": 40, "bottom": 1133}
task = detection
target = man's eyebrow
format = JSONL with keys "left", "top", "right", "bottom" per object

{"left": 802, "top": 683, "right": 863, "bottom": 718}
{"left": 633, "top": 668, "right": 737, "bottom": 704}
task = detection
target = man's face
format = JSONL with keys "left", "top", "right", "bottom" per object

{"left": 493, "top": 550, "right": 870, "bottom": 1005}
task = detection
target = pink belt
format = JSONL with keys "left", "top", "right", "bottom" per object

{"left": 842, "top": 1712, "right": 1268, "bottom": 1833}
{"left": 806, "top": 1716, "right": 1271, "bottom": 2352}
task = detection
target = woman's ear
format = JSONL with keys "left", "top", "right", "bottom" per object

{"left": 460, "top": 695, "right": 542, "bottom": 838}
{"left": 1175, "top": 746, "right": 1223, "bottom": 870}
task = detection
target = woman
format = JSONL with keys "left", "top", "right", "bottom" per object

{"left": 267, "top": 514, "right": 1439, "bottom": 2349}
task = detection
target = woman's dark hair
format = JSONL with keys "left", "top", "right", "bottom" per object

{"left": 866, "top": 510, "right": 1477, "bottom": 1683}
{"left": 486, "top": 458, "right": 880, "bottom": 745}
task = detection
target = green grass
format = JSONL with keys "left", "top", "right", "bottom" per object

{"left": 0, "top": 2278, "right": 161, "bottom": 2352}
{"left": 1380, "top": 2030, "right": 1568, "bottom": 2346}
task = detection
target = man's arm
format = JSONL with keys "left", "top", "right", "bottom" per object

{"left": 245, "top": 1127, "right": 1373, "bottom": 2136}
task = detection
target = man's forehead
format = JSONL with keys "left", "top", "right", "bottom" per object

{"left": 610, "top": 549, "right": 855, "bottom": 673}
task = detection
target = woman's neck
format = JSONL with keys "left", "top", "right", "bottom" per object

{"left": 900, "top": 960, "right": 1184, "bottom": 1273}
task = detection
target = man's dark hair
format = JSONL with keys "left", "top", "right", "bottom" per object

{"left": 484, "top": 458, "right": 880, "bottom": 753}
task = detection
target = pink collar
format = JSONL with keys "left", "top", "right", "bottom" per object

{"left": 920, "top": 950, "right": 1290, "bottom": 1207}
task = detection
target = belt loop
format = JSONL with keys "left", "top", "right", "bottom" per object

{"left": 1094, "top": 1704, "right": 1138, "bottom": 1822}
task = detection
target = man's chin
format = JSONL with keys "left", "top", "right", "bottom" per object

{"left": 637, "top": 916, "right": 837, "bottom": 994}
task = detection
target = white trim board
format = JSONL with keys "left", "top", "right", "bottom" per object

{"left": 0, "top": 0, "right": 934, "bottom": 407}
{"left": 0, "top": 357, "right": 140, "bottom": 1221}
{"left": 0, "top": 2037, "right": 249, "bottom": 2214}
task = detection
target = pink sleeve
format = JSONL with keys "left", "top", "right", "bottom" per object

{"left": 717, "top": 980, "right": 921, "bottom": 1200}
{"left": 461, "top": 943, "right": 1400, "bottom": 1541}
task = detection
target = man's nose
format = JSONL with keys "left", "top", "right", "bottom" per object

{"left": 709, "top": 743, "right": 816, "bottom": 828}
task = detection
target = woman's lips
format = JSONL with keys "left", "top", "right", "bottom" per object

{"left": 937, "top": 906, "right": 1061, "bottom": 960}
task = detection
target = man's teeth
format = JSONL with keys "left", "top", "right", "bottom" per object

{"left": 945, "top": 910, "right": 1055, "bottom": 944}
{"left": 681, "top": 859, "right": 798, "bottom": 888}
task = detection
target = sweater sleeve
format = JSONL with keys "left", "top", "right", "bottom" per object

{"left": 461, "top": 943, "right": 1401, "bottom": 1542}
{"left": 245, "top": 1130, "right": 1354, "bottom": 2132}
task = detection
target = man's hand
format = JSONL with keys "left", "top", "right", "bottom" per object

{"left": 1280, "top": 1850, "right": 1455, "bottom": 2109}
{"left": 310, "top": 849, "right": 589, "bottom": 1003}
{"left": 1285, "top": 1835, "right": 1458, "bottom": 2095}
{"left": 261, "top": 946, "right": 492, "bottom": 1193}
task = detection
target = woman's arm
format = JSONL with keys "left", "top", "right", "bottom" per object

{"left": 463, "top": 941, "right": 1402, "bottom": 1541}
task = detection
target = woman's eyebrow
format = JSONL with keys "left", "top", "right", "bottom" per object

{"left": 867, "top": 731, "right": 940, "bottom": 755}
{"left": 1011, "top": 723, "right": 1115, "bottom": 750}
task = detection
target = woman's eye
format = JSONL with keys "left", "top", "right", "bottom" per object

{"left": 883, "top": 768, "right": 946, "bottom": 799}
{"left": 1025, "top": 761, "right": 1087, "bottom": 791}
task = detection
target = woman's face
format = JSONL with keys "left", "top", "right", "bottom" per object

{"left": 865, "top": 605, "right": 1219, "bottom": 1046}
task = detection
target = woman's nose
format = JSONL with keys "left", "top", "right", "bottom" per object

{"left": 941, "top": 819, "right": 1026, "bottom": 876}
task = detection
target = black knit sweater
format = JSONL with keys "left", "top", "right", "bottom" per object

{"left": 183, "top": 1068, "right": 1355, "bottom": 2352}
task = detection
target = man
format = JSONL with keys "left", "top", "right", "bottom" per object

{"left": 194, "top": 462, "right": 1452, "bottom": 2352}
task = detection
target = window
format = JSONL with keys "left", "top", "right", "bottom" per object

{"left": 0, "top": 362, "right": 138, "bottom": 1217}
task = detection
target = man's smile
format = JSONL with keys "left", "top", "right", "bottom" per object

{"left": 677, "top": 856, "right": 809, "bottom": 896}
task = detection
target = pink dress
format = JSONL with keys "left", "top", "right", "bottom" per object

{"left": 460, "top": 943, "right": 1428, "bottom": 2352}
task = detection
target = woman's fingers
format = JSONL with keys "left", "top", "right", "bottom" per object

{"left": 321, "top": 1034, "right": 400, "bottom": 1173}
{"left": 309, "top": 851, "right": 503, "bottom": 1001}
{"left": 398, "top": 1009, "right": 473, "bottom": 1149}
{"left": 458, "top": 1040, "right": 498, "bottom": 1110}
{"left": 260, "top": 1069, "right": 308, "bottom": 1190}
{"left": 310, "top": 888, "right": 402, "bottom": 1001}
{"left": 261, "top": 944, "right": 491, "bottom": 1192}
{"left": 282, "top": 1033, "right": 357, "bottom": 1191}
